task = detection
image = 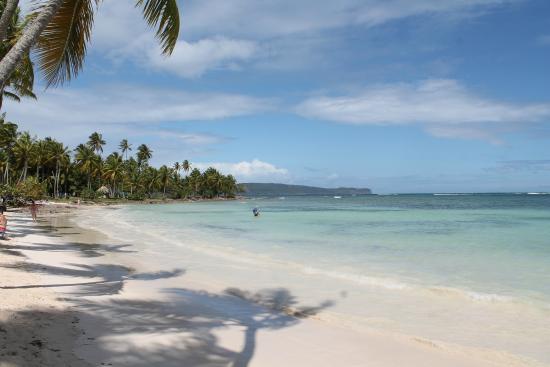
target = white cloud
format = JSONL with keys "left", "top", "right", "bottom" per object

{"left": 153, "top": 130, "right": 226, "bottom": 146}
{"left": 194, "top": 159, "right": 289, "bottom": 181}
{"left": 147, "top": 38, "right": 257, "bottom": 78}
{"left": 86, "top": 1, "right": 257, "bottom": 78}
{"left": 296, "top": 79, "right": 550, "bottom": 141}
{"left": 5, "top": 84, "right": 272, "bottom": 127}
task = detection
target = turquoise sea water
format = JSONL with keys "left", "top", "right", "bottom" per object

{"left": 80, "top": 194, "right": 550, "bottom": 364}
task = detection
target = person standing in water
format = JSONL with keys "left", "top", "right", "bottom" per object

{"left": 253, "top": 207, "right": 260, "bottom": 217}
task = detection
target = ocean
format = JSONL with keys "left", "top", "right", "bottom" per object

{"left": 77, "top": 193, "right": 550, "bottom": 365}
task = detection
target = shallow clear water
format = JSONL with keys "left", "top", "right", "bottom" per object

{"left": 80, "top": 194, "right": 550, "bottom": 364}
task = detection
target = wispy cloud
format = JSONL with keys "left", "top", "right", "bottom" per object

{"left": 537, "top": 34, "right": 550, "bottom": 46}
{"left": 5, "top": 84, "right": 273, "bottom": 127}
{"left": 147, "top": 37, "right": 257, "bottom": 78}
{"left": 182, "top": 0, "right": 519, "bottom": 38}
{"left": 296, "top": 79, "right": 550, "bottom": 142}
{"left": 194, "top": 159, "right": 289, "bottom": 181}
{"left": 152, "top": 130, "right": 228, "bottom": 146}
{"left": 486, "top": 160, "right": 550, "bottom": 173}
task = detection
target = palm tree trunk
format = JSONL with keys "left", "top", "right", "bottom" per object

{"left": 4, "top": 160, "right": 9, "bottom": 184}
{"left": 0, "top": 0, "right": 64, "bottom": 86}
{"left": 0, "top": 0, "right": 19, "bottom": 42}
{"left": 55, "top": 160, "right": 60, "bottom": 198}
{"left": 19, "top": 159, "right": 27, "bottom": 182}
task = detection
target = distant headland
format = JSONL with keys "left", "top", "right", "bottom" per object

{"left": 241, "top": 183, "right": 372, "bottom": 196}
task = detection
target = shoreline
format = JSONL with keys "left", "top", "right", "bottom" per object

{"left": 0, "top": 204, "right": 546, "bottom": 366}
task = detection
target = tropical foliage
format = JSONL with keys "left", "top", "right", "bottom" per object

{"left": 0, "top": 120, "right": 240, "bottom": 202}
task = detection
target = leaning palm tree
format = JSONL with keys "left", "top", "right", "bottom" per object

{"left": 87, "top": 132, "right": 105, "bottom": 154}
{"left": 0, "top": 1, "right": 36, "bottom": 111}
{"left": 0, "top": 0, "right": 180, "bottom": 88}
{"left": 119, "top": 139, "right": 131, "bottom": 160}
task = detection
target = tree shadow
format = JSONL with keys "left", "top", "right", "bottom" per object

{"left": 0, "top": 240, "right": 135, "bottom": 258}
{"left": 1, "top": 261, "right": 185, "bottom": 297}
{"left": 64, "top": 286, "right": 334, "bottom": 367}
{"left": 1, "top": 263, "right": 334, "bottom": 366}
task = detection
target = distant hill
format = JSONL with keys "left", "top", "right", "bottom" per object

{"left": 241, "top": 183, "right": 372, "bottom": 196}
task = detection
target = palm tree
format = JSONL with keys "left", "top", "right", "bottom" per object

{"left": 0, "top": 0, "right": 180, "bottom": 89}
{"left": 0, "top": 113, "right": 17, "bottom": 149}
{"left": 188, "top": 168, "right": 202, "bottom": 197}
{"left": 48, "top": 140, "right": 69, "bottom": 197}
{"left": 136, "top": 144, "right": 152, "bottom": 168}
{"left": 33, "top": 138, "right": 49, "bottom": 179}
{"left": 143, "top": 166, "right": 160, "bottom": 197}
{"left": 13, "top": 131, "right": 34, "bottom": 182}
{"left": 182, "top": 159, "right": 190, "bottom": 175}
{"left": 0, "top": 149, "right": 8, "bottom": 184}
{"left": 119, "top": 139, "right": 131, "bottom": 160}
{"left": 74, "top": 143, "right": 99, "bottom": 190}
{"left": 103, "top": 152, "right": 124, "bottom": 197}
{"left": 158, "top": 165, "right": 170, "bottom": 197}
{"left": 0, "top": 2, "right": 36, "bottom": 111}
{"left": 87, "top": 132, "right": 105, "bottom": 154}
{"left": 0, "top": 0, "right": 18, "bottom": 42}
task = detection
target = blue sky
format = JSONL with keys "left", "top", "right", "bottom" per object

{"left": 6, "top": 0, "right": 550, "bottom": 193}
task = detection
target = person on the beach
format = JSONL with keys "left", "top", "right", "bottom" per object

{"left": 0, "top": 206, "right": 7, "bottom": 239}
{"left": 30, "top": 200, "right": 39, "bottom": 222}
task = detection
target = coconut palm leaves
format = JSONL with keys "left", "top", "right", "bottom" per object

{"left": 87, "top": 131, "right": 105, "bottom": 154}
{"left": 182, "top": 159, "right": 190, "bottom": 174}
{"left": 0, "top": 0, "right": 180, "bottom": 88}
{"left": 136, "top": 144, "right": 152, "bottom": 167}
{"left": 102, "top": 152, "right": 123, "bottom": 196}
{"left": 136, "top": 0, "right": 179, "bottom": 55}
{"left": 34, "top": 0, "right": 98, "bottom": 87}
{"left": 74, "top": 143, "right": 100, "bottom": 189}
{"left": 119, "top": 139, "right": 131, "bottom": 160}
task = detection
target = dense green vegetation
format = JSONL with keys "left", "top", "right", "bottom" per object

{"left": 0, "top": 117, "right": 240, "bottom": 203}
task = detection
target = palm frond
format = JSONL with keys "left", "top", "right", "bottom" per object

{"left": 3, "top": 91, "right": 20, "bottom": 102}
{"left": 136, "top": 0, "right": 180, "bottom": 55}
{"left": 33, "top": 0, "right": 99, "bottom": 87}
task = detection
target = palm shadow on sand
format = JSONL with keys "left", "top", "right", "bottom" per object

{"left": 2, "top": 257, "right": 333, "bottom": 366}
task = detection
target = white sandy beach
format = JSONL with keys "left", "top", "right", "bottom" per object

{"left": 0, "top": 205, "right": 544, "bottom": 367}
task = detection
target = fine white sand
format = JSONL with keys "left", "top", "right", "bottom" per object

{"left": 0, "top": 205, "right": 544, "bottom": 367}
